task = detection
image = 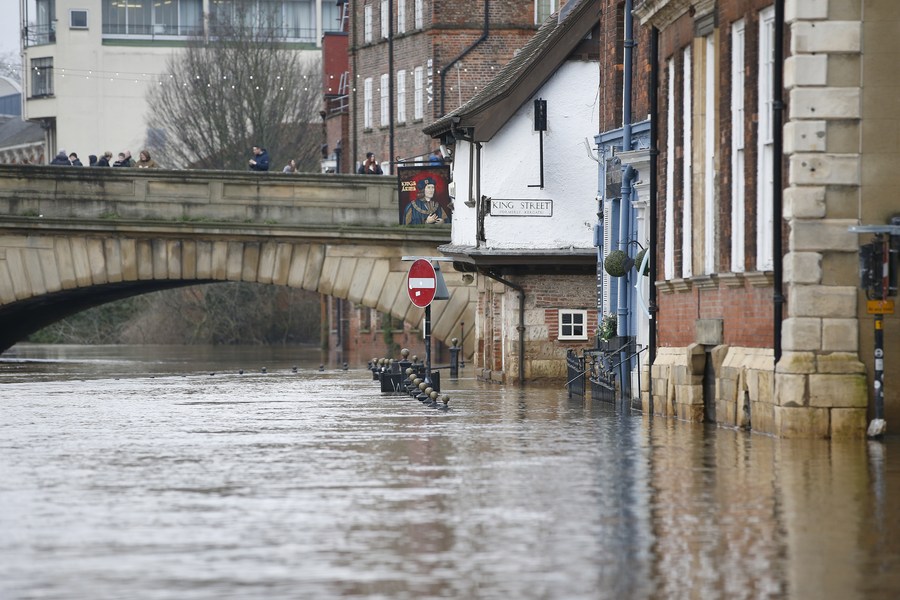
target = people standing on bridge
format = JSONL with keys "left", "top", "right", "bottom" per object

{"left": 282, "top": 159, "right": 297, "bottom": 174}
{"left": 249, "top": 146, "right": 270, "bottom": 171}
{"left": 50, "top": 150, "right": 71, "bottom": 165}
{"left": 123, "top": 151, "right": 136, "bottom": 167}
{"left": 96, "top": 151, "right": 112, "bottom": 167}
{"left": 136, "top": 150, "right": 159, "bottom": 169}
{"left": 68, "top": 152, "right": 83, "bottom": 166}
{"left": 88, "top": 155, "right": 98, "bottom": 167}
{"left": 113, "top": 153, "right": 128, "bottom": 167}
{"left": 357, "top": 152, "right": 383, "bottom": 175}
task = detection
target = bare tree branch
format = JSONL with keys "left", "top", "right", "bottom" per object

{"left": 145, "top": 3, "right": 322, "bottom": 171}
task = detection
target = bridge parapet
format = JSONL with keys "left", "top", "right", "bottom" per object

{"left": 0, "top": 165, "right": 404, "bottom": 228}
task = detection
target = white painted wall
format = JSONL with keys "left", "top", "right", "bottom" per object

{"left": 449, "top": 61, "right": 599, "bottom": 250}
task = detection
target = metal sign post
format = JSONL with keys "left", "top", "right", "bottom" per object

{"left": 850, "top": 223, "right": 900, "bottom": 438}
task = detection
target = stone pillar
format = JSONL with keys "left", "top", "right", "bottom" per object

{"left": 778, "top": 0, "right": 867, "bottom": 437}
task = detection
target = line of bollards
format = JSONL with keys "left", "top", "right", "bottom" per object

{"left": 368, "top": 348, "right": 452, "bottom": 411}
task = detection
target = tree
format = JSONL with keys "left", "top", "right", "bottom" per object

{"left": 0, "top": 52, "right": 21, "bottom": 84}
{"left": 145, "top": 3, "right": 322, "bottom": 171}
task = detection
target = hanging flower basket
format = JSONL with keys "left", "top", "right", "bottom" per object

{"left": 604, "top": 250, "right": 632, "bottom": 278}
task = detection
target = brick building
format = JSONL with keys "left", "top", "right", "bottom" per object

{"left": 635, "top": 0, "right": 900, "bottom": 438}
{"left": 347, "top": 0, "right": 543, "bottom": 174}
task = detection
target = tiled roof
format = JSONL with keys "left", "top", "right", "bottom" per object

{"left": 0, "top": 115, "right": 44, "bottom": 148}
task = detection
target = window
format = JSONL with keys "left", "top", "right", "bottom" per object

{"left": 397, "top": 69, "right": 407, "bottom": 123}
{"left": 682, "top": 45, "right": 693, "bottom": 279}
{"left": 26, "top": 0, "right": 56, "bottom": 46}
{"left": 322, "top": 0, "right": 342, "bottom": 32}
{"left": 757, "top": 6, "right": 775, "bottom": 271}
{"left": 30, "top": 57, "right": 53, "bottom": 97}
{"left": 414, "top": 0, "right": 423, "bottom": 29}
{"left": 380, "top": 0, "right": 388, "bottom": 38}
{"left": 70, "top": 9, "right": 88, "bottom": 29}
{"left": 731, "top": 20, "right": 746, "bottom": 273}
{"left": 664, "top": 58, "right": 675, "bottom": 280}
{"left": 363, "top": 77, "right": 373, "bottom": 129}
{"left": 397, "top": 0, "right": 406, "bottom": 33}
{"left": 535, "top": 0, "right": 557, "bottom": 24}
{"left": 364, "top": 4, "right": 373, "bottom": 42}
{"left": 558, "top": 310, "right": 588, "bottom": 341}
{"left": 413, "top": 66, "right": 424, "bottom": 120}
{"left": 380, "top": 73, "right": 389, "bottom": 127}
{"left": 703, "top": 34, "right": 716, "bottom": 275}
{"left": 103, "top": 0, "right": 201, "bottom": 36}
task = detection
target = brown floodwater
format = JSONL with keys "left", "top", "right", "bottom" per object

{"left": 1, "top": 344, "right": 899, "bottom": 599}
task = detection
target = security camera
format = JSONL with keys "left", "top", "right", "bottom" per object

{"left": 439, "top": 144, "right": 452, "bottom": 159}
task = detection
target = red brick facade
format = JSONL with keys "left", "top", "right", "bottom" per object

{"left": 349, "top": 0, "right": 539, "bottom": 171}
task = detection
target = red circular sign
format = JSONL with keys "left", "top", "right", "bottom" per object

{"left": 407, "top": 259, "right": 437, "bottom": 308}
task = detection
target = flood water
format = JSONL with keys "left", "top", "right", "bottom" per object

{"left": 2, "top": 344, "right": 900, "bottom": 599}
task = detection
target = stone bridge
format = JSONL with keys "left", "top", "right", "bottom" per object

{"left": 0, "top": 165, "right": 475, "bottom": 355}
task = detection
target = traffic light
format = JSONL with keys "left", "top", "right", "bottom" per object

{"left": 858, "top": 236, "right": 898, "bottom": 299}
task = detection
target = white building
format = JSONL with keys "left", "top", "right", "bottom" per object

{"left": 425, "top": 0, "right": 602, "bottom": 384}
{"left": 19, "top": 0, "right": 341, "bottom": 161}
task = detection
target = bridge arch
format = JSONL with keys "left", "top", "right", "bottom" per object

{"left": 0, "top": 230, "right": 475, "bottom": 355}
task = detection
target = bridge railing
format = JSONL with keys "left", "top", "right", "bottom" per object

{"left": 0, "top": 165, "right": 417, "bottom": 229}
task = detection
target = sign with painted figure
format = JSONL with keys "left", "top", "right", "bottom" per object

{"left": 398, "top": 165, "right": 452, "bottom": 225}
{"left": 489, "top": 199, "right": 553, "bottom": 217}
{"left": 407, "top": 259, "right": 437, "bottom": 308}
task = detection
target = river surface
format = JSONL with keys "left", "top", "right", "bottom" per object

{"left": 2, "top": 344, "right": 900, "bottom": 599}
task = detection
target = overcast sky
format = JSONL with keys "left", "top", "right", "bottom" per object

{"left": 1, "top": 0, "right": 21, "bottom": 58}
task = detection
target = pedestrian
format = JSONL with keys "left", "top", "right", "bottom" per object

{"left": 113, "top": 152, "right": 128, "bottom": 167}
{"left": 135, "top": 150, "right": 159, "bottom": 168}
{"left": 68, "top": 152, "right": 83, "bottom": 166}
{"left": 357, "top": 151, "right": 383, "bottom": 174}
{"left": 428, "top": 149, "right": 443, "bottom": 165}
{"left": 96, "top": 151, "right": 112, "bottom": 167}
{"left": 249, "top": 145, "right": 270, "bottom": 171}
{"left": 123, "top": 150, "right": 135, "bottom": 167}
{"left": 88, "top": 154, "right": 98, "bottom": 167}
{"left": 282, "top": 159, "right": 297, "bottom": 173}
{"left": 50, "top": 149, "right": 70, "bottom": 165}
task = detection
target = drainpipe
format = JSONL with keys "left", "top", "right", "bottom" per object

{"left": 773, "top": 0, "right": 785, "bottom": 363}
{"left": 439, "top": 0, "right": 490, "bottom": 117}
{"left": 622, "top": 0, "right": 634, "bottom": 151}
{"left": 388, "top": 0, "right": 395, "bottom": 173}
{"left": 482, "top": 269, "right": 526, "bottom": 385}
{"left": 648, "top": 26, "right": 659, "bottom": 412}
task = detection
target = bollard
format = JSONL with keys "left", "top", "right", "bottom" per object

{"left": 438, "top": 394, "right": 450, "bottom": 411}
{"left": 428, "top": 390, "right": 439, "bottom": 407}
{"left": 449, "top": 337, "right": 460, "bottom": 378}
{"left": 417, "top": 382, "right": 429, "bottom": 402}
{"left": 319, "top": 364, "right": 325, "bottom": 371}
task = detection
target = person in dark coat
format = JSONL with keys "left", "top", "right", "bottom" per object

{"left": 88, "top": 155, "right": 98, "bottom": 167}
{"left": 96, "top": 151, "right": 112, "bottom": 167}
{"left": 50, "top": 150, "right": 70, "bottom": 165}
{"left": 249, "top": 145, "right": 270, "bottom": 171}
{"left": 68, "top": 152, "right": 83, "bottom": 166}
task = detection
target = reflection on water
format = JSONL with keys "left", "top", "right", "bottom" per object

{"left": 2, "top": 344, "right": 900, "bottom": 599}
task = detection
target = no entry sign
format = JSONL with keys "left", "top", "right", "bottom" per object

{"left": 407, "top": 259, "right": 437, "bottom": 308}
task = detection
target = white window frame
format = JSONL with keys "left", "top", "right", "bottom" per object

{"left": 558, "top": 310, "right": 588, "bottom": 341}
{"left": 397, "top": 69, "right": 407, "bottom": 124}
{"left": 380, "top": 0, "right": 389, "bottom": 39}
{"left": 363, "top": 77, "right": 373, "bottom": 129}
{"left": 398, "top": 0, "right": 406, "bottom": 34}
{"left": 380, "top": 73, "right": 389, "bottom": 127}
{"left": 703, "top": 34, "right": 716, "bottom": 275}
{"left": 70, "top": 9, "right": 88, "bottom": 29}
{"left": 731, "top": 19, "right": 746, "bottom": 273}
{"left": 414, "top": 0, "right": 423, "bottom": 29}
{"left": 364, "top": 4, "right": 373, "bottom": 43}
{"left": 665, "top": 58, "right": 675, "bottom": 280}
{"left": 682, "top": 45, "right": 693, "bottom": 279}
{"left": 757, "top": 6, "right": 775, "bottom": 271}
{"left": 535, "top": 0, "right": 558, "bottom": 25}
{"left": 414, "top": 66, "right": 424, "bottom": 120}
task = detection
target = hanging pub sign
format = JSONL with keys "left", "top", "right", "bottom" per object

{"left": 397, "top": 165, "right": 452, "bottom": 225}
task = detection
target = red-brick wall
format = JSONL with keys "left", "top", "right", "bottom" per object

{"left": 656, "top": 283, "right": 774, "bottom": 348}
{"left": 349, "top": 0, "right": 538, "bottom": 169}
